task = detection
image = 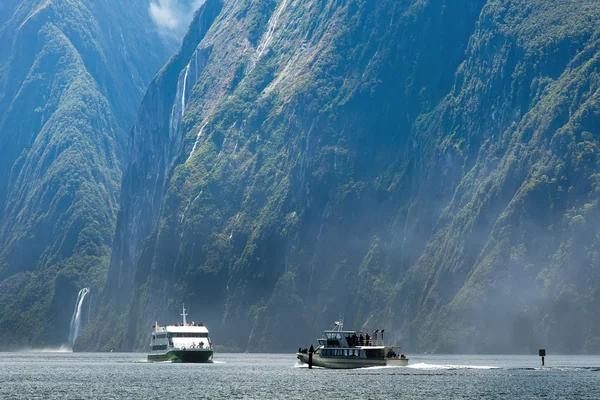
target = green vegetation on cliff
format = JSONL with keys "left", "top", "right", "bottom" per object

{"left": 97, "top": 0, "right": 600, "bottom": 354}
{"left": 0, "top": 0, "right": 171, "bottom": 348}
{"left": 5, "top": 0, "right": 600, "bottom": 354}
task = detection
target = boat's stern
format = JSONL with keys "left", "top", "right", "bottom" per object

{"left": 386, "top": 357, "right": 409, "bottom": 367}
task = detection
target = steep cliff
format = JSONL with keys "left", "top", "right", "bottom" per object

{"left": 90, "top": 0, "right": 600, "bottom": 353}
{"left": 0, "top": 0, "right": 171, "bottom": 348}
{"left": 396, "top": 0, "right": 600, "bottom": 353}
{"left": 83, "top": 0, "right": 224, "bottom": 350}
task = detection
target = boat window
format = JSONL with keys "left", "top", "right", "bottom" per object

{"left": 318, "top": 339, "right": 326, "bottom": 346}
{"left": 151, "top": 345, "right": 167, "bottom": 351}
{"left": 345, "top": 334, "right": 359, "bottom": 347}
{"left": 365, "top": 349, "right": 385, "bottom": 359}
{"left": 156, "top": 334, "right": 166, "bottom": 339}
{"left": 167, "top": 332, "right": 208, "bottom": 338}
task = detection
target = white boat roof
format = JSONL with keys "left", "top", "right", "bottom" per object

{"left": 153, "top": 304, "right": 209, "bottom": 333}
{"left": 165, "top": 325, "right": 209, "bottom": 333}
{"left": 153, "top": 325, "right": 208, "bottom": 333}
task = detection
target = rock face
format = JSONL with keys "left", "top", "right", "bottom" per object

{"left": 0, "top": 0, "right": 171, "bottom": 348}
{"left": 86, "top": 0, "right": 600, "bottom": 354}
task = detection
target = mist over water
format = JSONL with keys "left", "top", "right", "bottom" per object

{"left": 19, "top": 346, "right": 72, "bottom": 353}
{"left": 1, "top": 353, "right": 599, "bottom": 399}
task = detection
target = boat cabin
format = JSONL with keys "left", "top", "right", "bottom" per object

{"left": 151, "top": 324, "right": 211, "bottom": 351}
{"left": 150, "top": 305, "right": 211, "bottom": 352}
{"left": 310, "top": 321, "right": 404, "bottom": 361}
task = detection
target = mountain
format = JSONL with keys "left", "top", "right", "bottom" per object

{"left": 0, "top": 0, "right": 172, "bottom": 348}
{"left": 78, "top": 0, "right": 600, "bottom": 354}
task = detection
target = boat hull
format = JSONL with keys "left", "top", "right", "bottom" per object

{"left": 296, "top": 352, "right": 408, "bottom": 369}
{"left": 148, "top": 349, "right": 213, "bottom": 363}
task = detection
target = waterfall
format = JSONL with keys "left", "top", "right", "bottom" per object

{"left": 400, "top": 203, "right": 414, "bottom": 262}
{"left": 68, "top": 288, "right": 90, "bottom": 346}
{"left": 182, "top": 63, "right": 190, "bottom": 117}
{"left": 186, "top": 122, "right": 208, "bottom": 163}
{"left": 246, "top": 315, "right": 259, "bottom": 352}
{"left": 162, "top": 62, "right": 189, "bottom": 192}
{"left": 250, "top": 0, "right": 290, "bottom": 70}
{"left": 299, "top": 118, "right": 316, "bottom": 194}
{"left": 308, "top": 201, "right": 329, "bottom": 292}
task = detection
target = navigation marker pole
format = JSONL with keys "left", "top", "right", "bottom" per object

{"left": 308, "top": 344, "right": 314, "bottom": 369}
{"left": 539, "top": 349, "right": 546, "bottom": 366}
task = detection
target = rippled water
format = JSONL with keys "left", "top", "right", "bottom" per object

{"left": 1, "top": 352, "right": 599, "bottom": 399}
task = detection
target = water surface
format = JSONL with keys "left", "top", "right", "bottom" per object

{"left": 1, "top": 352, "right": 599, "bottom": 399}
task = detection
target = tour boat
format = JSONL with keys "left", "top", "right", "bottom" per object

{"left": 148, "top": 304, "right": 213, "bottom": 362}
{"left": 296, "top": 320, "right": 408, "bottom": 369}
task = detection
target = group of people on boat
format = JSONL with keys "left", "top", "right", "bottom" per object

{"left": 189, "top": 342, "right": 205, "bottom": 349}
{"left": 386, "top": 350, "right": 406, "bottom": 359}
{"left": 152, "top": 321, "right": 204, "bottom": 328}
{"left": 345, "top": 330, "right": 384, "bottom": 347}
{"left": 171, "top": 321, "right": 204, "bottom": 327}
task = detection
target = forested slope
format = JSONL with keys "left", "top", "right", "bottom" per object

{"left": 0, "top": 0, "right": 171, "bottom": 348}
{"left": 76, "top": 0, "right": 600, "bottom": 353}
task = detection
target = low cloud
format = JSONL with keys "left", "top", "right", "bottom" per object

{"left": 149, "top": 0, "right": 205, "bottom": 40}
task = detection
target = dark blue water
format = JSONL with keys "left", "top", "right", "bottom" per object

{"left": 1, "top": 352, "right": 599, "bottom": 399}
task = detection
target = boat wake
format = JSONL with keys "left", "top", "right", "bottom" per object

{"left": 362, "top": 365, "right": 406, "bottom": 370}
{"left": 294, "top": 362, "right": 308, "bottom": 368}
{"left": 293, "top": 362, "right": 323, "bottom": 369}
{"left": 407, "top": 363, "right": 499, "bottom": 370}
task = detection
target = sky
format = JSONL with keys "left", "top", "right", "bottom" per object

{"left": 149, "top": 0, "right": 205, "bottom": 39}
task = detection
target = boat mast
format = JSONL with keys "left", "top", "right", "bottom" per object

{"left": 181, "top": 304, "right": 188, "bottom": 326}
{"left": 333, "top": 314, "right": 344, "bottom": 331}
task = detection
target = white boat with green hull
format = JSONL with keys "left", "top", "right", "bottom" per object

{"left": 296, "top": 320, "right": 408, "bottom": 369}
{"left": 148, "top": 305, "right": 213, "bottom": 363}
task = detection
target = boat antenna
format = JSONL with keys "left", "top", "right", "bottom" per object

{"left": 333, "top": 314, "right": 344, "bottom": 331}
{"left": 181, "top": 304, "right": 188, "bottom": 326}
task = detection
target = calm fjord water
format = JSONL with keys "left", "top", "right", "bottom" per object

{"left": 1, "top": 353, "right": 599, "bottom": 399}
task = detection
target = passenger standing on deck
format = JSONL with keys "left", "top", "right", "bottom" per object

{"left": 365, "top": 333, "right": 371, "bottom": 346}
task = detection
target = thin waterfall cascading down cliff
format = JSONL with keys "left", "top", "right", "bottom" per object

{"left": 250, "top": 0, "right": 290, "bottom": 71}
{"left": 68, "top": 288, "right": 90, "bottom": 346}
{"left": 308, "top": 201, "right": 329, "bottom": 292}
{"left": 186, "top": 122, "right": 208, "bottom": 163}
{"left": 182, "top": 64, "right": 190, "bottom": 116}
{"left": 167, "top": 46, "right": 209, "bottom": 176}
{"left": 246, "top": 315, "right": 259, "bottom": 352}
